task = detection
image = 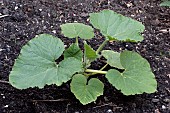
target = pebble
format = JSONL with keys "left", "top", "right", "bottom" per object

{"left": 107, "top": 109, "right": 113, "bottom": 113}
{"left": 163, "top": 98, "right": 170, "bottom": 102}
{"left": 162, "top": 105, "right": 166, "bottom": 109}
{"left": 126, "top": 3, "right": 133, "bottom": 7}
{"left": 39, "top": 9, "right": 42, "bottom": 11}
{"left": 52, "top": 30, "right": 56, "bottom": 34}
{"left": 155, "top": 109, "right": 160, "bottom": 113}
{"left": 4, "top": 105, "right": 8, "bottom": 108}
{"left": 64, "top": 45, "right": 67, "bottom": 48}
{"left": 75, "top": 112, "right": 79, "bottom": 113}
{"left": 0, "top": 48, "right": 3, "bottom": 51}
{"left": 152, "top": 99, "right": 159, "bottom": 103}
{"left": 131, "top": 14, "right": 135, "bottom": 17}
{"left": 15, "top": 6, "right": 18, "bottom": 10}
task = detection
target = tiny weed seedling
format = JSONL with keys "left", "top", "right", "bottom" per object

{"left": 9, "top": 10, "right": 157, "bottom": 105}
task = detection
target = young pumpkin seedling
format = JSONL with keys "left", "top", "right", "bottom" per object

{"left": 9, "top": 10, "right": 157, "bottom": 105}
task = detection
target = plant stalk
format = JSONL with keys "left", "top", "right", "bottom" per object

{"left": 85, "top": 69, "right": 107, "bottom": 74}
{"left": 87, "top": 63, "right": 108, "bottom": 76}
{"left": 75, "top": 37, "right": 79, "bottom": 46}
{"left": 83, "top": 40, "right": 87, "bottom": 68}
{"left": 100, "top": 63, "right": 109, "bottom": 71}
{"left": 96, "top": 39, "right": 108, "bottom": 54}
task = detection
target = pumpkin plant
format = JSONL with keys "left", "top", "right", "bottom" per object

{"left": 9, "top": 10, "right": 157, "bottom": 105}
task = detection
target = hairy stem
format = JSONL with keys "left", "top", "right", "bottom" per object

{"left": 96, "top": 39, "right": 108, "bottom": 54}
{"left": 85, "top": 69, "right": 107, "bottom": 74}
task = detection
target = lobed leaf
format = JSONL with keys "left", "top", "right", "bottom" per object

{"left": 71, "top": 74, "right": 104, "bottom": 105}
{"left": 106, "top": 51, "right": 157, "bottom": 95}
{"left": 89, "top": 10, "right": 145, "bottom": 42}
{"left": 9, "top": 34, "right": 82, "bottom": 89}
{"left": 64, "top": 43, "right": 83, "bottom": 61}
{"left": 102, "top": 50, "right": 124, "bottom": 69}
{"left": 61, "top": 23, "right": 94, "bottom": 39}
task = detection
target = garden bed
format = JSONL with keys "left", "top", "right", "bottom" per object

{"left": 0, "top": 0, "right": 170, "bottom": 113}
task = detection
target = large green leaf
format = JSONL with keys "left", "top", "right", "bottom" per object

{"left": 160, "top": 1, "right": 170, "bottom": 7}
{"left": 64, "top": 43, "right": 83, "bottom": 61}
{"left": 106, "top": 51, "right": 157, "bottom": 95}
{"left": 9, "top": 34, "right": 82, "bottom": 89}
{"left": 61, "top": 23, "right": 94, "bottom": 39}
{"left": 102, "top": 50, "right": 124, "bottom": 69}
{"left": 71, "top": 74, "right": 104, "bottom": 105}
{"left": 89, "top": 10, "right": 145, "bottom": 42}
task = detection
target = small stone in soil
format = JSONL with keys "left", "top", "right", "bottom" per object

{"left": 107, "top": 109, "right": 113, "bottom": 113}
{"left": 162, "top": 105, "right": 166, "bottom": 109}
{"left": 163, "top": 98, "right": 170, "bottom": 103}
{"left": 155, "top": 109, "right": 160, "bottom": 113}
{"left": 75, "top": 112, "right": 79, "bottom": 113}
{"left": 15, "top": 6, "right": 18, "bottom": 10}
{"left": 4, "top": 105, "right": 9, "bottom": 108}
{"left": 52, "top": 30, "right": 56, "bottom": 34}
{"left": 152, "top": 99, "right": 159, "bottom": 103}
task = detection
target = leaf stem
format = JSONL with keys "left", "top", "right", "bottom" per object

{"left": 85, "top": 69, "right": 107, "bottom": 74}
{"left": 100, "top": 63, "right": 109, "bottom": 71}
{"left": 88, "top": 63, "right": 108, "bottom": 76}
{"left": 75, "top": 37, "right": 79, "bottom": 46}
{"left": 96, "top": 39, "right": 108, "bottom": 54}
{"left": 83, "top": 40, "right": 87, "bottom": 68}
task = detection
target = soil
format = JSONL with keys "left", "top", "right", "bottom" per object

{"left": 0, "top": 0, "right": 170, "bottom": 113}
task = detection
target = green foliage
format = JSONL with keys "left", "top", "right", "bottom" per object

{"left": 71, "top": 74, "right": 104, "bottom": 105}
{"left": 9, "top": 34, "right": 82, "bottom": 89}
{"left": 89, "top": 10, "right": 145, "bottom": 42}
{"left": 106, "top": 51, "right": 157, "bottom": 95}
{"left": 84, "top": 43, "right": 98, "bottom": 61}
{"left": 102, "top": 50, "right": 124, "bottom": 69}
{"left": 64, "top": 43, "right": 83, "bottom": 61}
{"left": 160, "top": 0, "right": 170, "bottom": 7}
{"left": 60, "top": 23, "right": 94, "bottom": 39}
{"left": 9, "top": 10, "right": 157, "bottom": 105}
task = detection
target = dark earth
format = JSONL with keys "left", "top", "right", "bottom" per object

{"left": 0, "top": 0, "right": 170, "bottom": 113}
